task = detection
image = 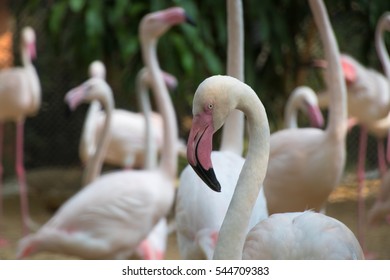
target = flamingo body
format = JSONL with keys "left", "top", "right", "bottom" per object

{"left": 17, "top": 169, "right": 174, "bottom": 259}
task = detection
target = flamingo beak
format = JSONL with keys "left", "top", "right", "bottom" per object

{"left": 306, "top": 103, "right": 324, "bottom": 128}
{"left": 187, "top": 113, "right": 221, "bottom": 192}
{"left": 29, "top": 42, "right": 37, "bottom": 60}
{"left": 64, "top": 84, "right": 87, "bottom": 111}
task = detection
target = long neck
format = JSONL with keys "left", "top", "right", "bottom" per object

{"left": 310, "top": 0, "right": 347, "bottom": 140}
{"left": 142, "top": 39, "right": 178, "bottom": 179}
{"left": 82, "top": 94, "right": 113, "bottom": 186}
{"left": 220, "top": 0, "right": 245, "bottom": 155}
{"left": 136, "top": 71, "right": 157, "bottom": 169}
{"left": 21, "top": 44, "right": 31, "bottom": 67}
{"left": 80, "top": 100, "right": 101, "bottom": 163}
{"left": 376, "top": 15, "right": 390, "bottom": 80}
{"left": 284, "top": 96, "right": 300, "bottom": 128}
{"left": 214, "top": 81, "right": 270, "bottom": 260}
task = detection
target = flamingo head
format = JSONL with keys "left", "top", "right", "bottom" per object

{"left": 88, "top": 60, "right": 106, "bottom": 79}
{"left": 293, "top": 87, "right": 324, "bottom": 128}
{"left": 187, "top": 76, "right": 238, "bottom": 192}
{"left": 64, "top": 78, "right": 113, "bottom": 111}
{"left": 139, "top": 7, "right": 195, "bottom": 42}
{"left": 21, "top": 26, "right": 37, "bottom": 60}
{"left": 137, "top": 67, "right": 178, "bottom": 92}
{"left": 340, "top": 55, "right": 357, "bottom": 84}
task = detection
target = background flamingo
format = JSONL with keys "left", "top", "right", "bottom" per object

{"left": 187, "top": 74, "right": 363, "bottom": 260}
{"left": 316, "top": 13, "right": 390, "bottom": 251}
{"left": 80, "top": 61, "right": 181, "bottom": 182}
{"left": 263, "top": 0, "right": 348, "bottom": 217}
{"left": 16, "top": 7, "right": 191, "bottom": 259}
{"left": 284, "top": 86, "right": 324, "bottom": 129}
{"left": 0, "top": 26, "right": 40, "bottom": 246}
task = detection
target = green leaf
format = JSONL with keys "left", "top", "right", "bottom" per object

{"left": 69, "top": 0, "right": 85, "bottom": 13}
{"left": 49, "top": 1, "right": 68, "bottom": 35}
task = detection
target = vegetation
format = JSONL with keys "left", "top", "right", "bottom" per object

{"left": 6, "top": 0, "right": 390, "bottom": 169}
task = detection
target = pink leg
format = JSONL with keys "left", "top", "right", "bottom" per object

{"left": 377, "top": 139, "right": 387, "bottom": 178}
{"left": 356, "top": 126, "right": 367, "bottom": 252}
{"left": 15, "top": 121, "right": 30, "bottom": 236}
{"left": 0, "top": 123, "right": 8, "bottom": 247}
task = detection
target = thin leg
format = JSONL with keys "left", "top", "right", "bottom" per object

{"left": 0, "top": 122, "right": 8, "bottom": 247}
{"left": 377, "top": 139, "right": 387, "bottom": 178}
{"left": 15, "top": 120, "right": 30, "bottom": 236}
{"left": 356, "top": 126, "right": 367, "bottom": 252}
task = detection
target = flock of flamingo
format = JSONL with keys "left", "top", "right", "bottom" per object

{"left": 0, "top": 0, "right": 389, "bottom": 260}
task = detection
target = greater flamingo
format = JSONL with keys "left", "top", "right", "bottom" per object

{"left": 0, "top": 26, "right": 40, "bottom": 246}
{"left": 284, "top": 86, "right": 324, "bottom": 129}
{"left": 316, "top": 13, "right": 390, "bottom": 251}
{"left": 175, "top": 0, "right": 268, "bottom": 260}
{"left": 80, "top": 62, "right": 180, "bottom": 182}
{"left": 187, "top": 74, "right": 363, "bottom": 260}
{"left": 80, "top": 61, "right": 178, "bottom": 185}
{"left": 16, "top": 7, "right": 190, "bottom": 259}
{"left": 262, "top": 0, "right": 348, "bottom": 218}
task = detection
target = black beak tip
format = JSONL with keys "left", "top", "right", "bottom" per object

{"left": 185, "top": 14, "right": 196, "bottom": 27}
{"left": 192, "top": 164, "right": 221, "bottom": 193}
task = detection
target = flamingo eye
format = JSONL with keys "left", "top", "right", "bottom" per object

{"left": 208, "top": 103, "right": 214, "bottom": 110}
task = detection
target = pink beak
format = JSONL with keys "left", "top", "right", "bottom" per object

{"left": 64, "top": 85, "right": 87, "bottom": 111}
{"left": 187, "top": 112, "right": 220, "bottom": 192}
{"left": 306, "top": 104, "right": 324, "bottom": 128}
{"left": 340, "top": 58, "right": 357, "bottom": 84}
{"left": 28, "top": 42, "right": 37, "bottom": 60}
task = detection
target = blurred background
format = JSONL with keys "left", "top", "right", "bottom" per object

{"left": 0, "top": 0, "right": 390, "bottom": 259}
{"left": 0, "top": 0, "right": 389, "bottom": 175}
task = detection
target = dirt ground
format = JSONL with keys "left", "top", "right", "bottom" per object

{"left": 0, "top": 173, "right": 389, "bottom": 260}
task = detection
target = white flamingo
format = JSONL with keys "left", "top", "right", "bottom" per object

{"left": 317, "top": 12, "right": 390, "bottom": 252}
{"left": 262, "top": 0, "right": 348, "bottom": 219}
{"left": 186, "top": 74, "right": 363, "bottom": 259}
{"left": 80, "top": 61, "right": 178, "bottom": 186}
{"left": 16, "top": 7, "right": 190, "bottom": 259}
{"left": 175, "top": 0, "right": 268, "bottom": 260}
{"left": 80, "top": 62, "right": 180, "bottom": 182}
{"left": 0, "top": 26, "right": 40, "bottom": 245}
{"left": 284, "top": 86, "right": 324, "bottom": 129}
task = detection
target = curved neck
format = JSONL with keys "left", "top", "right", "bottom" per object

{"left": 284, "top": 97, "right": 300, "bottom": 128}
{"left": 141, "top": 38, "right": 178, "bottom": 179}
{"left": 82, "top": 93, "right": 114, "bottom": 186}
{"left": 214, "top": 80, "right": 270, "bottom": 260}
{"left": 220, "top": 0, "right": 245, "bottom": 155}
{"left": 376, "top": 15, "right": 390, "bottom": 80}
{"left": 136, "top": 71, "right": 157, "bottom": 169}
{"left": 80, "top": 100, "right": 101, "bottom": 163}
{"left": 310, "top": 0, "right": 347, "bottom": 140}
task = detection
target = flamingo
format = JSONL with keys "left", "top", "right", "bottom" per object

{"left": 16, "top": 7, "right": 190, "bottom": 259}
{"left": 0, "top": 26, "right": 40, "bottom": 246}
{"left": 187, "top": 74, "right": 363, "bottom": 260}
{"left": 175, "top": 0, "right": 268, "bottom": 260}
{"left": 71, "top": 66, "right": 173, "bottom": 260}
{"left": 80, "top": 62, "right": 180, "bottom": 184}
{"left": 284, "top": 86, "right": 324, "bottom": 129}
{"left": 317, "top": 13, "right": 390, "bottom": 251}
{"left": 80, "top": 61, "right": 179, "bottom": 185}
{"left": 262, "top": 0, "right": 348, "bottom": 219}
